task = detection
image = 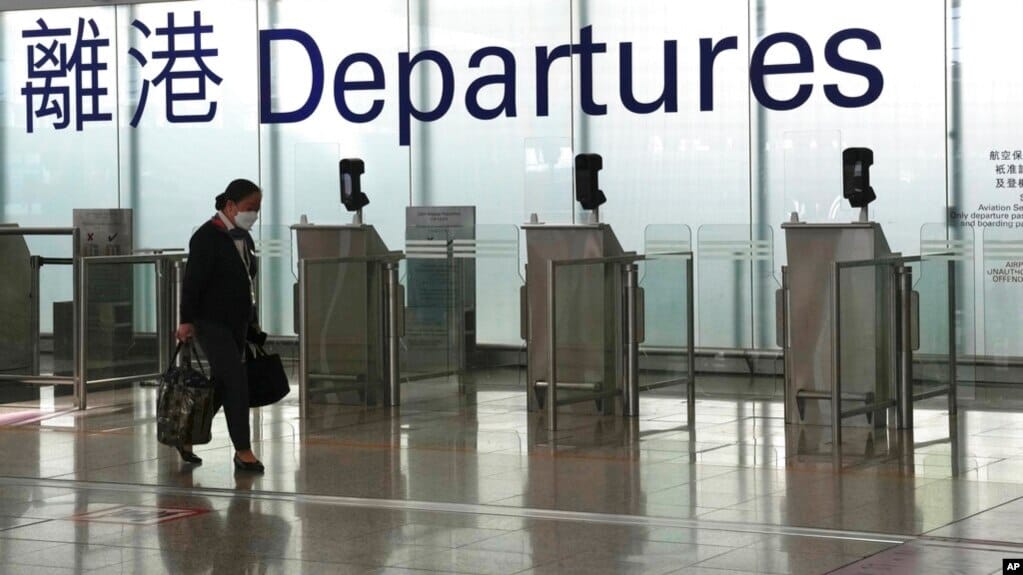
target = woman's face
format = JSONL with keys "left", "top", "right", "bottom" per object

{"left": 226, "top": 192, "right": 262, "bottom": 220}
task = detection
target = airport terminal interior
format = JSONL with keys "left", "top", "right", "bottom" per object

{"left": 2, "top": 0, "right": 1023, "bottom": 574}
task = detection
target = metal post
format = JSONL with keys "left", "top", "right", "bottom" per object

{"left": 546, "top": 260, "right": 558, "bottom": 432}
{"left": 686, "top": 256, "right": 696, "bottom": 430}
{"left": 173, "top": 260, "right": 184, "bottom": 368}
{"left": 947, "top": 259, "right": 958, "bottom": 418}
{"left": 156, "top": 259, "right": 169, "bottom": 376}
{"left": 889, "top": 263, "right": 901, "bottom": 430}
{"left": 831, "top": 263, "right": 842, "bottom": 454}
{"left": 385, "top": 261, "right": 401, "bottom": 408}
{"left": 29, "top": 256, "right": 42, "bottom": 376}
{"left": 898, "top": 265, "right": 914, "bottom": 430}
{"left": 298, "top": 259, "right": 308, "bottom": 423}
{"left": 623, "top": 263, "right": 639, "bottom": 417}
{"left": 780, "top": 265, "right": 789, "bottom": 425}
{"left": 76, "top": 252, "right": 88, "bottom": 411}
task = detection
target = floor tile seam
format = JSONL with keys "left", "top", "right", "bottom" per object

{"left": 673, "top": 539, "right": 748, "bottom": 571}
{"left": 296, "top": 436, "right": 712, "bottom": 466}
{"left": 911, "top": 535, "right": 1023, "bottom": 552}
{"left": 11, "top": 537, "right": 426, "bottom": 568}
{"left": 921, "top": 492, "right": 1023, "bottom": 538}
{"left": 0, "top": 475, "right": 913, "bottom": 549}
{"left": 0, "top": 518, "right": 53, "bottom": 533}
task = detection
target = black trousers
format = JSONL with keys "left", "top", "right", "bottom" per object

{"left": 195, "top": 320, "right": 251, "bottom": 451}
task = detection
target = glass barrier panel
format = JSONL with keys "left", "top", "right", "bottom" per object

{"left": 639, "top": 252, "right": 692, "bottom": 397}
{"left": 84, "top": 261, "right": 159, "bottom": 407}
{"left": 921, "top": 223, "right": 975, "bottom": 400}
{"left": 836, "top": 262, "right": 895, "bottom": 414}
{"left": 474, "top": 224, "right": 524, "bottom": 348}
{"left": 982, "top": 228, "right": 1023, "bottom": 380}
{"left": 524, "top": 137, "right": 574, "bottom": 225}
{"left": 911, "top": 255, "right": 955, "bottom": 397}
{"left": 552, "top": 260, "right": 618, "bottom": 406}
{"left": 85, "top": 262, "right": 159, "bottom": 379}
{"left": 752, "top": 225, "right": 780, "bottom": 350}
{"left": 644, "top": 224, "right": 692, "bottom": 257}
{"left": 38, "top": 259, "right": 75, "bottom": 380}
{"left": 403, "top": 242, "right": 459, "bottom": 381}
{"left": 132, "top": 263, "right": 156, "bottom": 334}
{"left": 293, "top": 143, "right": 343, "bottom": 228}
{"left": 697, "top": 224, "right": 753, "bottom": 349}
{"left": 256, "top": 224, "right": 295, "bottom": 337}
{"left": 20, "top": 236, "right": 75, "bottom": 336}
{"left": 0, "top": 234, "right": 40, "bottom": 384}
{"left": 303, "top": 260, "right": 375, "bottom": 406}
{"left": 780, "top": 130, "right": 851, "bottom": 226}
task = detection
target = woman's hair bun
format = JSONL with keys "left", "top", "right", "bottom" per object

{"left": 215, "top": 179, "right": 261, "bottom": 210}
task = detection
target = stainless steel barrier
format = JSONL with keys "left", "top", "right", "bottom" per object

{"left": 0, "top": 227, "right": 80, "bottom": 401}
{"left": 298, "top": 252, "right": 405, "bottom": 419}
{"left": 790, "top": 253, "right": 959, "bottom": 456}
{"left": 77, "top": 253, "right": 187, "bottom": 409}
{"left": 545, "top": 251, "right": 695, "bottom": 431}
{"left": 0, "top": 225, "right": 184, "bottom": 411}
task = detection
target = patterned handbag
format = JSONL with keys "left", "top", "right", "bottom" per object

{"left": 156, "top": 342, "right": 217, "bottom": 447}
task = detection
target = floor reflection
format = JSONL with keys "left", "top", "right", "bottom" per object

{"left": 2, "top": 372, "right": 1023, "bottom": 545}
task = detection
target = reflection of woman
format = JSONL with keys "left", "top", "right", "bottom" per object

{"left": 176, "top": 179, "right": 265, "bottom": 472}
{"left": 156, "top": 489, "right": 223, "bottom": 575}
{"left": 157, "top": 473, "right": 290, "bottom": 573}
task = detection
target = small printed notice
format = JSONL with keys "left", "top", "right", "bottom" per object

{"left": 951, "top": 150, "right": 1023, "bottom": 229}
{"left": 988, "top": 260, "right": 1023, "bottom": 284}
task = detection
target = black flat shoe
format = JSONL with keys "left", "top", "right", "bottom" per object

{"left": 176, "top": 447, "right": 202, "bottom": 464}
{"left": 234, "top": 455, "right": 264, "bottom": 473}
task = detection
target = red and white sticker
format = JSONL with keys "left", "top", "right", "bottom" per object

{"left": 72, "top": 505, "right": 209, "bottom": 526}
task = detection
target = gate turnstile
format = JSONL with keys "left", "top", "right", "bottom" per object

{"left": 781, "top": 220, "right": 894, "bottom": 428}
{"left": 0, "top": 220, "right": 183, "bottom": 410}
{"left": 778, "top": 148, "right": 957, "bottom": 452}
{"left": 0, "top": 225, "right": 36, "bottom": 403}
{"left": 523, "top": 222, "right": 627, "bottom": 415}
{"left": 522, "top": 153, "right": 659, "bottom": 430}
{"left": 780, "top": 148, "right": 896, "bottom": 432}
{"left": 294, "top": 223, "right": 403, "bottom": 409}
{"left": 296, "top": 158, "right": 404, "bottom": 411}
{"left": 56, "top": 210, "right": 135, "bottom": 383}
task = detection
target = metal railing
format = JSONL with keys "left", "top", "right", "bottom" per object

{"left": 0, "top": 227, "right": 80, "bottom": 395}
{"left": 826, "top": 254, "right": 958, "bottom": 453}
{"left": 77, "top": 252, "right": 187, "bottom": 409}
{"left": 0, "top": 225, "right": 185, "bottom": 410}
{"left": 298, "top": 252, "right": 405, "bottom": 420}
{"left": 545, "top": 251, "right": 695, "bottom": 431}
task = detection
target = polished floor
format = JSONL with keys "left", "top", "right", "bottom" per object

{"left": 1, "top": 371, "right": 1022, "bottom": 574}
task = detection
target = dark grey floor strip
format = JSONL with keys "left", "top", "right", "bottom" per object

{"left": 0, "top": 475, "right": 911, "bottom": 545}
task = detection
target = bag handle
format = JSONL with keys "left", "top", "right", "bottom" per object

{"left": 168, "top": 340, "right": 209, "bottom": 377}
{"left": 246, "top": 342, "right": 270, "bottom": 358}
{"left": 186, "top": 340, "right": 209, "bottom": 376}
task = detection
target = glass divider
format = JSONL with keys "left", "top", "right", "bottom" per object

{"left": 300, "top": 255, "right": 405, "bottom": 411}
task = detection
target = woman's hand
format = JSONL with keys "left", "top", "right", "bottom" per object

{"left": 247, "top": 323, "right": 268, "bottom": 346}
{"left": 176, "top": 323, "right": 196, "bottom": 342}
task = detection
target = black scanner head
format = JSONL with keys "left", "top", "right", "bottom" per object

{"left": 842, "top": 147, "right": 876, "bottom": 208}
{"left": 575, "top": 153, "right": 606, "bottom": 211}
{"left": 340, "top": 158, "right": 370, "bottom": 212}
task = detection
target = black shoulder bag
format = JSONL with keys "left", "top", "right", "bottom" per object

{"left": 245, "top": 343, "right": 290, "bottom": 407}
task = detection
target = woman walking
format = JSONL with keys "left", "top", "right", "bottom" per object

{"left": 176, "top": 178, "right": 266, "bottom": 472}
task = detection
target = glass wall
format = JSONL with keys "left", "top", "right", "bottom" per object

{"left": 0, "top": 0, "right": 1018, "bottom": 367}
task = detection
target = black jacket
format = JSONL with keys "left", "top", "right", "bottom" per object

{"left": 180, "top": 218, "right": 257, "bottom": 330}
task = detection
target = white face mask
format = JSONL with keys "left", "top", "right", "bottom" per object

{"left": 234, "top": 211, "right": 258, "bottom": 231}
